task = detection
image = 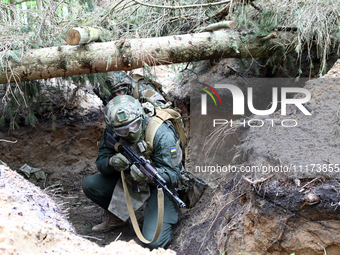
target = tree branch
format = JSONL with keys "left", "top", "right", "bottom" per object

{"left": 188, "top": 3, "right": 231, "bottom": 33}
{"left": 11, "top": 0, "right": 32, "bottom": 5}
{"left": 131, "top": 0, "right": 231, "bottom": 9}
{"left": 100, "top": 0, "right": 126, "bottom": 24}
{"left": 65, "top": 27, "right": 101, "bottom": 45}
{"left": 204, "top": 21, "right": 236, "bottom": 31}
{"left": 250, "top": 1, "right": 262, "bottom": 12}
{"left": 259, "top": 32, "right": 278, "bottom": 41}
{"left": 0, "top": 139, "right": 17, "bottom": 143}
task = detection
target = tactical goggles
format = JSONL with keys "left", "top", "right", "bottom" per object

{"left": 113, "top": 117, "right": 142, "bottom": 137}
{"left": 113, "top": 86, "right": 128, "bottom": 96}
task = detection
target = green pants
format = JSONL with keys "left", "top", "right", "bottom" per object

{"left": 82, "top": 173, "right": 178, "bottom": 249}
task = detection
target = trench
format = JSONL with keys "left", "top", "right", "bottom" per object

{"left": 0, "top": 79, "right": 306, "bottom": 249}
{"left": 0, "top": 93, "right": 232, "bottom": 248}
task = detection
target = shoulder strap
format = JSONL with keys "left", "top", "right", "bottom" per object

{"left": 145, "top": 108, "right": 187, "bottom": 151}
{"left": 121, "top": 171, "right": 164, "bottom": 243}
{"left": 145, "top": 115, "right": 163, "bottom": 151}
{"left": 156, "top": 108, "right": 180, "bottom": 120}
{"left": 132, "top": 82, "right": 140, "bottom": 99}
{"left": 158, "top": 108, "right": 187, "bottom": 146}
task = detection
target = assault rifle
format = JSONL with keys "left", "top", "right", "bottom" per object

{"left": 105, "top": 131, "right": 186, "bottom": 208}
{"left": 93, "top": 87, "right": 110, "bottom": 106}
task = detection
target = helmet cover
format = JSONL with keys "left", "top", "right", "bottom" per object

{"left": 105, "top": 95, "right": 144, "bottom": 140}
{"left": 106, "top": 71, "right": 133, "bottom": 95}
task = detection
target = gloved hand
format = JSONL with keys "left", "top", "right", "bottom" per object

{"left": 130, "top": 164, "right": 148, "bottom": 182}
{"left": 109, "top": 153, "right": 130, "bottom": 171}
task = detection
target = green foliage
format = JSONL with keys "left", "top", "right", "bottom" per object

{"left": 51, "top": 114, "right": 56, "bottom": 132}
{"left": 232, "top": 1, "right": 340, "bottom": 76}
{"left": 0, "top": 116, "right": 5, "bottom": 127}
{"left": 207, "top": 247, "right": 228, "bottom": 255}
{"left": 265, "top": 49, "right": 296, "bottom": 76}
{"left": 6, "top": 50, "right": 21, "bottom": 62}
{"left": 1, "top": 0, "right": 340, "bottom": 129}
{"left": 88, "top": 72, "right": 111, "bottom": 97}
{"left": 249, "top": 10, "right": 278, "bottom": 37}
{"left": 234, "top": 6, "right": 277, "bottom": 33}
{"left": 0, "top": 79, "right": 69, "bottom": 130}
{"left": 234, "top": 6, "right": 293, "bottom": 75}
{"left": 79, "top": 0, "right": 95, "bottom": 12}
{"left": 142, "top": 63, "right": 158, "bottom": 83}
{"left": 25, "top": 111, "right": 37, "bottom": 126}
{"left": 333, "top": 124, "right": 340, "bottom": 136}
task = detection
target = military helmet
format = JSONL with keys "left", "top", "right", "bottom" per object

{"left": 105, "top": 71, "right": 133, "bottom": 96}
{"left": 105, "top": 95, "right": 144, "bottom": 141}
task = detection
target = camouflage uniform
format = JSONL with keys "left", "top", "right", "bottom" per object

{"left": 105, "top": 71, "right": 169, "bottom": 108}
{"left": 82, "top": 96, "right": 182, "bottom": 249}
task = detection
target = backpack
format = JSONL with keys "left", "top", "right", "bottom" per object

{"left": 144, "top": 108, "right": 208, "bottom": 209}
{"left": 145, "top": 108, "right": 187, "bottom": 160}
{"left": 130, "top": 73, "right": 173, "bottom": 105}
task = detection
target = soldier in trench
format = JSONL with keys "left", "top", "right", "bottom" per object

{"left": 82, "top": 95, "right": 183, "bottom": 249}
{"left": 102, "top": 71, "right": 170, "bottom": 108}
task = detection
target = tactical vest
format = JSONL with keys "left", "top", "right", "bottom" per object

{"left": 144, "top": 108, "right": 208, "bottom": 209}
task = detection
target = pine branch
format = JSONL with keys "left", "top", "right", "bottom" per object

{"left": 188, "top": 3, "right": 231, "bottom": 33}
{"left": 131, "top": 0, "right": 231, "bottom": 9}
{"left": 12, "top": 0, "right": 33, "bottom": 5}
{"left": 100, "top": 0, "right": 127, "bottom": 24}
{"left": 250, "top": 1, "right": 262, "bottom": 12}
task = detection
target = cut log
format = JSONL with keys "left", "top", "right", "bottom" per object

{"left": 65, "top": 27, "right": 100, "bottom": 45}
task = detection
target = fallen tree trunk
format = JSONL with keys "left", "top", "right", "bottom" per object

{"left": 0, "top": 30, "right": 296, "bottom": 84}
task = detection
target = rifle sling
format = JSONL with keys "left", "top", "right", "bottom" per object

{"left": 114, "top": 142, "right": 121, "bottom": 152}
{"left": 121, "top": 171, "right": 164, "bottom": 243}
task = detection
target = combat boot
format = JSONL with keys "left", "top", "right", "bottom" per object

{"left": 92, "top": 210, "right": 126, "bottom": 232}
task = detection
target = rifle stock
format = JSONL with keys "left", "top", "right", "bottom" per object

{"left": 105, "top": 131, "right": 186, "bottom": 208}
